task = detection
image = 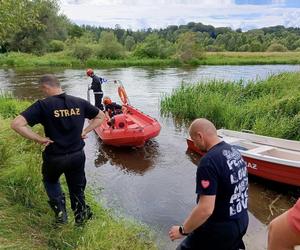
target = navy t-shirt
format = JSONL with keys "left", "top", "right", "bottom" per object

{"left": 21, "top": 93, "right": 99, "bottom": 155}
{"left": 196, "top": 141, "right": 248, "bottom": 223}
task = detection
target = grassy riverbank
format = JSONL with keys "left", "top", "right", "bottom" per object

{"left": 0, "top": 52, "right": 178, "bottom": 68}
{"left": 1, "top": 51, "right": 300, "bottom": 68}
{"left": 161, "top": 72, "right": 300, "bottom": 140}
{"left": 202, "top": 52, "right": 300, "bottom": 65}
{"left": 0, "top": 96, "right": 156, "bottom": 249}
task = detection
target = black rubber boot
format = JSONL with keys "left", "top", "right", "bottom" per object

{"left": 48, "top": 195, "right": 68, "bottom": 224}
{"left": 74, "top": 204, "right": 93, "bottom": 225}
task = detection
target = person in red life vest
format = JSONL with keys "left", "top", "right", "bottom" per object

{"left": 268, "top": 198, "right": 300, "bottom": 250}
{"left": 103, "top": 96, "right": 123, "bottom": 119}
{"left": 169, "top": 118, "right": 249, "bottom": 250}
{"left": 11, "top": 74, "right": 105, "bottom": 225}
{"left": 86, "top": 68, "right": 107, "bottom": 111}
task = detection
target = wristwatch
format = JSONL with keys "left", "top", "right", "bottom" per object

{"left": 179, "top": 225, "right": 189, "bottom": 236}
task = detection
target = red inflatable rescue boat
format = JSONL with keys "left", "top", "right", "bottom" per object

{"left": 94, "top": 84, "right": 161, "bottom": 147}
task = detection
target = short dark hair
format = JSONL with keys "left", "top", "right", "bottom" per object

{"left": 39, "top": 74, "right": 60, "bottom": 87}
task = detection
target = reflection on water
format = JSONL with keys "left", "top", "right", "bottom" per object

{"left": 0, "top": 68, "right": 61, "bottom": 99}
{"left": 94, "top": 140, "right": 160, "bottom": 175}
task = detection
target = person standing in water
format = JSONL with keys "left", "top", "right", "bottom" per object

{"left": 86, "top": 68, "right": 107, "bottom": 110}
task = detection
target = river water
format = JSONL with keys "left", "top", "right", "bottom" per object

{"left": 1, "top": 65, "right": 300, "bottom": 250}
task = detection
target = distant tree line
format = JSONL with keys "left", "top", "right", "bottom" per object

{"left": 1, "top": 0, "right": 300, "bottom": 63}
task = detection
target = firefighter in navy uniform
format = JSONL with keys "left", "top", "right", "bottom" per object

{"left": 103, "top": 96, "right": 123, "bottom": 118}
{"left": 86, "top": 68, "right": 106, "bottom": 111}
{"left": 11, "top": 74, "right": 105, "bottom": 225}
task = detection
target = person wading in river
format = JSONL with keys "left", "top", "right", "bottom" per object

{"left": 11, "top": 74, "right": 105, "bottom": 225}
{"left": 86, "top": 68, "right": 107, "bottom": 111}
{"left": 169, "top": 118, "right": 249, "bottom": 250}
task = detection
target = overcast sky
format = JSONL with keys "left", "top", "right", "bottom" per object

{"left": 59, "top": 0, "right": 300, "bottom": 31}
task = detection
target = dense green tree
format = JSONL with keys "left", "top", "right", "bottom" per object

{"left": 68, "top": 24, "right": 84, "bottom": 38}
{"left": 283, "top": 33, "right": 300, "bottom": 50}
{"left": 96, "top": 31, "right": 125, "bottom": 59}
{"left": 267, "top": 43, "right": 288, "bottom": 52}
{"left": 0, "top": 0, "right": 41, "bottom": 47}
{"left": 292, "top": 40, "right": 300, "bottom": 51}
{"left": 124, "top": 36, "right": 135, "bottom": 51}
{"left": 175, "top": 32, "right": 204, "bottom": 63}
{"left": 198, "top": 32, "right": 213, "bottom": 48}
{"left": 114, "top": 24, "right": 126, "bottom": 43}
{"left": 133, "top": 34, "right": 173, "bottom": 58}
{"left": 71, "top": 42, "right": 93, "bottom": 61}
{"left": 249, "top": 41, "right": 263, "bottom": 52}
{"left": 6, "top": 0, "right": 70, "bottom": 54}
{"left": 49, "top": 40, "right": 64, "bottom": 52}
{"left": 238, "top": 44, "right": 250, "bottom": 52}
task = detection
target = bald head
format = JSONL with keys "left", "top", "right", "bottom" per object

{"left": 189, "top": 118, "right": 217, "bottom": 137}
{"left": 189, "top": 118, "right": 220, "bottom": 151}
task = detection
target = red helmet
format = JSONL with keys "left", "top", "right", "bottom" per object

{"left": 86, "top": 68, "right": 94, "bottom": 77}
{"left": 103, "top": 96, "right": 112, "bottom": 105}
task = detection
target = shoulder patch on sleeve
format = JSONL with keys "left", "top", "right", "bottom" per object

{"left": 201, "top": 180, "right": 210, "bottom": 189}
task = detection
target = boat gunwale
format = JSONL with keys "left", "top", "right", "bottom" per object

{"left": 219, "top": 129, "right": 300, "bottom": 152}
{"left": 216, "top": 129, "right": 300, "bottom": 168}
{"left": 187, "top": 138, "right": 300, "bottom": 169}
{"left": 240, "top": 150, "right": 300, "bottom": 168}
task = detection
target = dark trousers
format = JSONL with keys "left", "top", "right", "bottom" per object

{"left": 42, "top": 150, "right": 87, "bottom": 213}
{"left": 177, "top": 216, "right": 248, "bottom": 250}
{"left": 94, "top": 93, "right": 103, "bottom": 110}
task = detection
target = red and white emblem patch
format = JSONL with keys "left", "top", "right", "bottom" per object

{"left": 201, "top": 180, "right": 210, "bottom": 189}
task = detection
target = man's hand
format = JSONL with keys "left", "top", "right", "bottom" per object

{"left": 82, "top": 110, "right": 105, "bottom": 137}
{"left": 11, "top": 115, "right": 54, "bottom": 146}
{"left": 36, "top": 137, "right": 54, "bottom": 146}
{"left": 169, "top": 226, "right": 184, "bottom": 241}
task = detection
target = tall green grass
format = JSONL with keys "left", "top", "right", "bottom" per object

{"left": 0, "top": 93, "right": 31, "bottom": 118}
{"left": 161, "top": 72, "right": 300, "bottom": 140}
{"left": 0, "top": 96, "right": 156, "bottom": 249}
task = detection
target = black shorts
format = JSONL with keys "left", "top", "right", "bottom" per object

{"left": 177, "top": 217, "right": 248, "bottom": 250}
